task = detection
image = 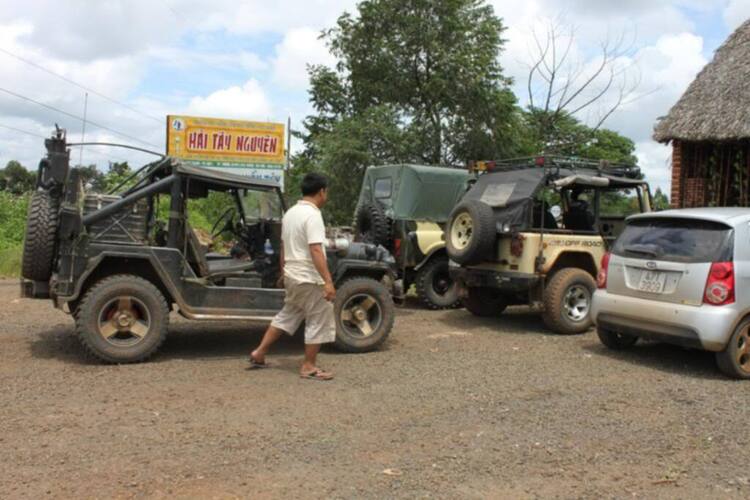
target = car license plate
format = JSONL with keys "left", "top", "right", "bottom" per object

{"left": 638, "top": 270, "right": 666, "bottom": 293}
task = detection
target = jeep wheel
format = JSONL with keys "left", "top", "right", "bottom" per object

{"left": 542, "top": 268, "right": 596, "bottom": 334}
{"left": 463, "top": 287, "right": 507, "bottom": 317}
{"left": 716, "top": 319, "right": 750, "bottom": 379}
{"left": 597, "top": 326, "right": 638, "bottom": 350}
{"left": 21, "top": 191, "right": 59, "bottom": 281}
{"left": 75, "top": 275, "right": 169, "bottom": 363}
{"left": 354, "top": 202, "right": 391, "bottom": 247}
{"left": 446, "top": 200, "right": 495, "bottom": 265}
{"left": 415, "top": 256, "right": 460, "bottom": 309}
{"left": 334, "top": 277, "right": 394, "bottom": 353}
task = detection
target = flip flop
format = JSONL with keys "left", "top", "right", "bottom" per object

{"left": 246, "top": 353, "right": 268, "bottom": 370}
{"left": 300, "top": 368, "right": 334, "bottom": 381}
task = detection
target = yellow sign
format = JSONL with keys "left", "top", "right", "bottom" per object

{"left": 166, "top": 115, "right": 285, "bottom": 165}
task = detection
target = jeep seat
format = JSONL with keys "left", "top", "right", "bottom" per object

{"left": 185, "top": 222, "right": 255, "bottom": 278}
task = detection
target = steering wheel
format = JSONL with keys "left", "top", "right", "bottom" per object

{"left": 211, "top": 207, "right": 237, "bottom": 238}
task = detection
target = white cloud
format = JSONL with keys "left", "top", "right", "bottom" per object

{"left": 187, "top": 79, "right": 273, "bottom": 120}
{"left": 724, "top": 0, "right": 750, "bottom": 30}
{"left": 194, "top": 0, "right": 357, "bottom": 35}
{"left": 271, "top": 27, "right": 335, "bottom": 90}
{"left": 635, "top": 140, "right": 672, "bottom": 194}
{"left": 0, "top": 0, "right": 182, "bottom": 60}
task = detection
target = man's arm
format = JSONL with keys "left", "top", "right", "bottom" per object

{"left": 276, "top": 244, "right": 285, "bottom": 288}
{"left": 309, "top": 243, "right": 335, "bottom": 301}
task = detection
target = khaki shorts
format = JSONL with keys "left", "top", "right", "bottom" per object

{"left": 270, "top": 279, "right": 336, "bottom": 344}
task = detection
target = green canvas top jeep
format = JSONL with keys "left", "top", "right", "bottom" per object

{"left": 353, "top": 164, "right": 471, "bottom": 309}
{"left": 446, "top": 157, "right": 652, "bottom": 334}
{"left": 20, "top": 129, "right": 397, "bottom": 363}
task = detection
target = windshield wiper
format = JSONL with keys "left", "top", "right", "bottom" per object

{"left": 623, "top": 244, "right": 661, "bottom": 258}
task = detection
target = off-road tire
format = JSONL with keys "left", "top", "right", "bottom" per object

{"left": 21, "top": 191, "right": 59, "bottom": 281}
{"left": 597, "top": 326, "right": 638, "bottom": 350}
{"left": 334, "top": 277, "right": 394, "bottom": 353}
{"left": 542, "top": 268, "right": 596, "bottom": 335}
{"left": 415, "top": 255, "right": 461, "bottom": 310}
{"left": 354, "top": 202, "right": 391, "bottom": 247}
{"left": 463, "top": 287, "right": 508, "bottom": 317}
{"left": 75, "top": 274, "right": 169, "bottom": 363}
{"left": 715, "top": 319, "right": 750, "bottom": 379}
{"left": 446, "top": 200, "right": 495, "bottom": 265}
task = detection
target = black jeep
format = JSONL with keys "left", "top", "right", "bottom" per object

{"left": 21, "top": 129, "right": 396, "bottom": 363}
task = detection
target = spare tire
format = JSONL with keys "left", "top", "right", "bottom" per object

{"left": 354, "top": 202, "right": 391, "bottom": 246}
{"left": 22, "top": 191, "right": 59, "bottom": 281}
{"left": 445, "top": 200, "right": 495, "bottom": 265}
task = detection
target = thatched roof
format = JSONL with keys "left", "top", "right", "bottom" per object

{"left": 653, "top": 19, "right": 750, "bottom": 143}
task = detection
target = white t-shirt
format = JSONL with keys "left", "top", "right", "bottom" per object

{"left": 282, "top": 200, "right": 327, "bottom": 285}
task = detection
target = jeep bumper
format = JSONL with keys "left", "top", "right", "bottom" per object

{"left": 449, "top": 262, "right": 539, "bottom": 293}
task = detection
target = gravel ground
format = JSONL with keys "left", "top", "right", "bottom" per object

{"left": 1, "top": 279, "right": 750, "bottom": 499}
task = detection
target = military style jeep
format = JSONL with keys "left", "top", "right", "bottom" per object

{"left": 20, "top": 129, "right": 396, "bottom": 363}
{"left": 446, "top": 157, "right": 652, "bottom": 334}
{"left": 354, "top": 164, "right": 470, "bottom": 309}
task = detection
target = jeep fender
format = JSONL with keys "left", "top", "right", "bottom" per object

{"left": 412, "top": 221, "right": 446, "bottom": 270}
{"left": 62, "top": 250, "right": 182, "bottom": 308}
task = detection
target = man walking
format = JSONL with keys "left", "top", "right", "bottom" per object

{"left": 249, "top": 172, "right": 336, "bottom": 380}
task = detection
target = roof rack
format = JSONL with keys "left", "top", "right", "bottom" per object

{"left": 469, "top": 156, "right": 641, "bottom": 179}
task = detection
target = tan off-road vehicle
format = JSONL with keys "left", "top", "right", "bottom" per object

{"left": 447, "top": 157, "right": 652, "bottom": 334}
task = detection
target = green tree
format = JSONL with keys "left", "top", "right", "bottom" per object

{"left": 524, "top": 110, "right": 637, "bottom": 165}
{"left": 294, "top": 0, "right": 525, "bottom": 222}
{"left": 0, "top": 161, "right": 36, "bottom": 194}
{"left": 76, "top": 164, "right": 107, "bottom": 192}
{"left": 652, "top": 187, "right": 670, "bottom": 210}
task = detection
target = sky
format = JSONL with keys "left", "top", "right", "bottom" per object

{"left": 0, "top": 0, "right": 749, "bottom": 195}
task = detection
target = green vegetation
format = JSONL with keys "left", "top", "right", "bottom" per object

{"left": 292, "top": 0, "right": 525, "bottom": 222}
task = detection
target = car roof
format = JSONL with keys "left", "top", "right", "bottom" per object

{"left": 173, "top": 161, "right": 281, "bottom": 190}
{"left": 628, "top": 207, "right": 750, "bottom": 225}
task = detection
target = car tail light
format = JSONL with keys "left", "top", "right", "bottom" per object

{"left": 704, "top": 262, "right": 735, "bottom": 305}
{"left": 393, "top": 238, "right": 402, "bottom": 258}
{"left": 597, "top": 252, "right": 611, "bottom": 289}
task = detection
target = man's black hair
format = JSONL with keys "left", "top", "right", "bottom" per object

{"left": 301, "top": 172, "right": 328, "bottom": 196}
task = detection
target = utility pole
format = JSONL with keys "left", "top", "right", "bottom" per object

{"left": 79, "top": 92, "right": 88, "bottom": 166}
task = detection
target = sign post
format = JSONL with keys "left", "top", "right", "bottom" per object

{"left": 166, "top": 115, "right": 286, "bottom": 189}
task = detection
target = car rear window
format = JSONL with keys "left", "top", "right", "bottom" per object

{"left": 374, "top": 178, "right": 392, "bottom": 199}
{"left": 613, "top": 217, "right": 734, "bottom": 263}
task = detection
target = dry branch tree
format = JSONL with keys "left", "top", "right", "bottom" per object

{"left": 525, "top": 20, "right": 652, "bottom": 150}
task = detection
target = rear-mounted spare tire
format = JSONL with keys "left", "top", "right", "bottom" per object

{"left": 354, "top": 202, "right": 391, "bottom": 247}
{"left": 445, "top": 200, "right": 495, "bottom": 265}
{"left": 21, "top": 191, "right": 59, "bottom": 281}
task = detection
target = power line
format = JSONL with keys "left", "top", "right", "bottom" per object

{"left": 0, "top": 86, "right": 162, "bottom": 149}
{"left": 0, "top": 122, "right": 144, "bottom": 165}
{"left": 0, "top": 122, "right": 45, "bottom": 139}
{"left": 0, "top": 47, "right": 163, "bottom": 124}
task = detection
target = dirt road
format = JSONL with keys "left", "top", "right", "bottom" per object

{"left": 1, "top": 280, "right": 749, "bottom": 498}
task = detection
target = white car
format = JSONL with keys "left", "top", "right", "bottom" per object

{"left": 592, "top": 208, "right": 750, "bottom": 379}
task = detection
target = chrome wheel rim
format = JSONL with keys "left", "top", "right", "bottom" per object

{"left": 451, "top": 212, "right": 473, "bottom": 250}
{"left": 735, "top": 327, "right": 750, "bottom": 373}
{"left": 340, "top": 293, "right": 382, "bottom": 338}
{"left": 97, "top": 296, "right": 151, "bottom": 347}
{"left": 563, "top": 285, "right": 590, "bottom": 322}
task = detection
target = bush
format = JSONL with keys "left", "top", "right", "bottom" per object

{"left": 0, "top": 191, "right": 29, "bottom": 250}
{"left": 0, "top": 246, "right": 22, "bottom": 277}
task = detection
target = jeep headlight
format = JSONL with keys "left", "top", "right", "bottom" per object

{"left": 502, "top": 222, "right": 511, "bottom": 233}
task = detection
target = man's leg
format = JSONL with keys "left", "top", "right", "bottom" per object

{"left": 250, "top": 325, "right": 284, "bottom": 364}
{"left": 299, "top": 284, "right": 336, "bottom": 379}
{"left": 301, "top": 343, "right": 322, "bottom": 373}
